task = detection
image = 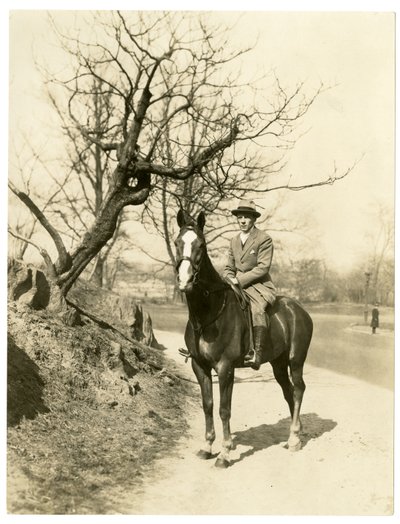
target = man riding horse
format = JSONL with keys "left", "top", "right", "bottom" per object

{"left": 175, "top": 208, "right": 312, "bottom": 464}
{"left": 223, "top": 199, "right": 276, "bottom": 370}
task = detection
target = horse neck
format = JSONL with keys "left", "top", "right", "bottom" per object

{"left": 199, "top": 252, "right": 223, "bottom": 289}
{"left": 186, "top": 252, "right": 226, "bottom": 325}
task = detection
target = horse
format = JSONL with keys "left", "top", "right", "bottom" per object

{"left": 175, "top": 210, "right": 313, "bottom": 468}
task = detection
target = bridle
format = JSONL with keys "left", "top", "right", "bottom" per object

{"left": 175, "top": 225, "right": 207, "bottom": 287}
{"left": 175, "top": 230, "right": 228, "bottom": 333}
{"left": 175, "top": 252, "right": 204, "bottom": 287}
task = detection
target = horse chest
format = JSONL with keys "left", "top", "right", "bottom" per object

{"left": 198, "top": 337, "right": 215, "bottom": 356}
{"left": 196, "top": 325, "right": 223, "bottom": 359}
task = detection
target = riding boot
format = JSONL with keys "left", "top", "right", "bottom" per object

{"left": 244, "top": 326, "right": 268, "bottom": 370}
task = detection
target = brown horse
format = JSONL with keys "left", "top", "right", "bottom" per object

{"left": 175, "top": 210, "right": 313, "bottom": 468}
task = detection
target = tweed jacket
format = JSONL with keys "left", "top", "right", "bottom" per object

{"left": 223, "top": 226, "right": 276, "bottom": 300}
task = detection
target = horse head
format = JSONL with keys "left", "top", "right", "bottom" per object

{"left": 175, "top": 210, "right": 206, "bottom": 293}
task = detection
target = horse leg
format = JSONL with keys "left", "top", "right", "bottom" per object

{"left": 272, "top": 353, "right": 294, "bottom": 417}
{"left": 287, "top": 360, "right": 306, "bottom": 451}
{"left": 191, "top": 359, "right": 215, "bottom": 459}
{"left": 215, "top": 362, "right": 235, "bottom": 468}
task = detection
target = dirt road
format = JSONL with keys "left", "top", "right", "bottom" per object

{"left": 113, "top": 330, "right": 393, "bottom": 516}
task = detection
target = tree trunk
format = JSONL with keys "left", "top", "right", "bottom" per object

{"left": 58, "top": 215, "right": 120, "bottom": 293}
{"left": 90, "top": 257, "right": 105, "bottom": 288}
{"left": 8, "top": 259, "right": 81, "bottom": 325}
{"left": 57, "top": 171, "right": 150, "bottom": 296}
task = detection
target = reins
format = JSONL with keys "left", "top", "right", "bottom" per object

{"left": 176, "top": 250, "right": 205, "bottom": 287}
{"left": 176, "top": 225, "right": 239, "bottom": 335}
{"left": 187, "top": 287, "right": 228, "bottom": 334}
{"left": 177, "top": 250, "right": 229, "bottom": 334}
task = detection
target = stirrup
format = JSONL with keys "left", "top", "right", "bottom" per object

{"left": 178, "top": 347, "right": 191, "bottom": 362}
{"left": 244, "top": 349, "right": 261, "bottom": 370}
{"left": 244, "top": 350, "right": 255, "bottom": 363}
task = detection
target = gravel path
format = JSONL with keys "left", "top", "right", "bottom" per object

{"left": 116, "top": 330, "right": 394, "bottom": 516}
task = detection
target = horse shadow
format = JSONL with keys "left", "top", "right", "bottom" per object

{"left": 230, "top": 413, "right": 337, "bottom": 465}
{"left": 7, "top": 335, "right": 50, "bottom": 427}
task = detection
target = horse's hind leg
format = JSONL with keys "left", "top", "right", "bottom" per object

{"left": 215, "top": 361, "right": 235, "bottom": 468}
{"left": 191, "top": 359, "right": 215, "bottom": 459}
{"left": 272, "top": 352, "right": 294, "bottom": 418}
{"left": 287, "top": 359, "right": 306, "bottom": 451}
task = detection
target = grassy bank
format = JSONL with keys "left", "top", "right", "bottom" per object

{"left": 7, "top": 297, "right": 195, "bottom": 514}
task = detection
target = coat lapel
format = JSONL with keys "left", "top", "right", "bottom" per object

{"left": 233, "top": 234, "right": 242, "bottom": 258}
{"left": 240, "top": 227, "right": 257, "bottom": 260}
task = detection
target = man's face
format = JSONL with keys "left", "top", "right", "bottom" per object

{"left": 236, "top": 213, "right": 256, "bottom": 233}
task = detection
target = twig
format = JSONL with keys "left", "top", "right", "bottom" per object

{"left": 8, "top": 228, "right": 56, "bottom": 277}
{"left": 8, "top": 181, "right": 70, "bottom": 272}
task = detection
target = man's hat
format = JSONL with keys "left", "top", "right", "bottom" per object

{"left": 231, "top": 199, "right": 261, "bottom": 218}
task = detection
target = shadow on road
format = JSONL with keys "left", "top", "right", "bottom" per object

{"left": 234, "top": 374, "right": 276, "bottom": 384}
{"left": 231, "top": 412, "right": 337, "bottom": 465}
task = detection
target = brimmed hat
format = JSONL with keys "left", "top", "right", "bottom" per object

{"left": 231, "top": 199, "right": 261, "bottom": 218}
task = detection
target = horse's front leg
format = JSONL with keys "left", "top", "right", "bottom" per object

{"left": 215, "top": 361, "right": 235, "bottom": 468}
{"left": 288, "top": 360, "right": 306, "bottom": 451}
{"left": 191, "top": 359, "right": 215, "bottom": 459}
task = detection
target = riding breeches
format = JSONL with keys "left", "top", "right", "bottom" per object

{"left": 244, "top": 285, "right": 276, "bottom": 327}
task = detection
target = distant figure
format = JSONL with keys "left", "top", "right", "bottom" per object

{"left": 371, "top": 303, "right": 380, "bottom": 334}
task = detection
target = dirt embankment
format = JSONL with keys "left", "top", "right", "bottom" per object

{"left": 7, "top": 286, "right": 195, "bottom": 515}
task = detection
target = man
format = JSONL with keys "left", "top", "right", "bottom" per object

{"left": 223, "top": 199, "right": 276, "bottom": 370}
{"left": 371, "top": 302, "right": 380, "bottom": 334}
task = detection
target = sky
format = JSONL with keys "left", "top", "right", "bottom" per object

{"left": 214, "top": 11, "right": 395, "bottom": 271}
{"left": 6, "top": 5, "right": 396, "bottom": 274}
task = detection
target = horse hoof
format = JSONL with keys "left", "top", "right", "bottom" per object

{"left": 288, "top": 440, "right": 302, "bottom": 452}
{"left": 197, "top": 450, "right": 212, "bottom": 460}
{"left": 215, "top": 457, "right": 230, "bottom": 469}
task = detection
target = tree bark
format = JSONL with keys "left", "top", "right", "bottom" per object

{"left": 57, "top": 176, "right": 150, "bottom": 294}
{"left": 8, "top": 259, "right": 81, "bottom": 324}
{"left": 90, "top": 257, "right": 105, "bottom": 288}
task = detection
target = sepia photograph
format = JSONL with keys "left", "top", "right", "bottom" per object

{"left": 5, "top": 1, "right": 396, "bottom": 518}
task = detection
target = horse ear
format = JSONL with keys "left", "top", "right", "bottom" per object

{"left": 197, "top": 211, "right": 206, "bottom": 231}
{"left": 177, "top": 209, "right": 186, "bottom": 228}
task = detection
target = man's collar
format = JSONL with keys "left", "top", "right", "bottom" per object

{"left": 239, "top": 225, "right": 256, "bottom": 242}
{"left": 240, "top": 225, "right": 256, "bottom": 236}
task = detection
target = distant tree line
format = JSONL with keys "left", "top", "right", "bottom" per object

{"left": 272, "top": 256, "right": 394, "bottom": 306}
{"left": 104, "top": 249, "right": 393, "bottom": 307}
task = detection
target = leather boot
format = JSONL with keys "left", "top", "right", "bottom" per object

{"left": 244, "top": 326, "right": 268, "bottom": 370}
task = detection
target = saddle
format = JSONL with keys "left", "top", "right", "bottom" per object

{"left": 178, "top": 281, "right": 270, "bottom": 363}
{"left": 224, "top": 279, "right": 256, "bottom": 353}
{"left": 178, "top": 280, "right": 253, "bottom": 362}
{"left": 226, "top": 280, "right": 281, "bottom": 365}
{"left": 225, "top": 278, "right": 250, "bottom": 311}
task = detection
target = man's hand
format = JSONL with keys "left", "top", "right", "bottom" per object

{"left": 229, "top": 276, "right": 239, "bottom": 285}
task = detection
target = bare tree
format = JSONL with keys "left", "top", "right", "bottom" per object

{"left": 8, "top": 145, "right": 70, "bottom": 260}
{"left": 9, "top": 11, "right": 355, "bottom": 314}
{"left": 365, "top": 203, "right": 394, "bottom": 303}
{"left": 40, "top": 75, "right": 129, "bottom": 287}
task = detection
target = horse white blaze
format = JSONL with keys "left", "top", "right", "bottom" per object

{"left": 178, "top": 230, "right": 197, "bottom": 290}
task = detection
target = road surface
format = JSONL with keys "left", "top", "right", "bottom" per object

{"left": 110, "top": 329, "right": 393, "bottom": 516}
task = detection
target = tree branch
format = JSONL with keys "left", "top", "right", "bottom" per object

{"left": 8, "top": 181, "right": 71, "bottom": 273}
{"left": 8, "top": 228, "right": 57, "bottom": 278}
